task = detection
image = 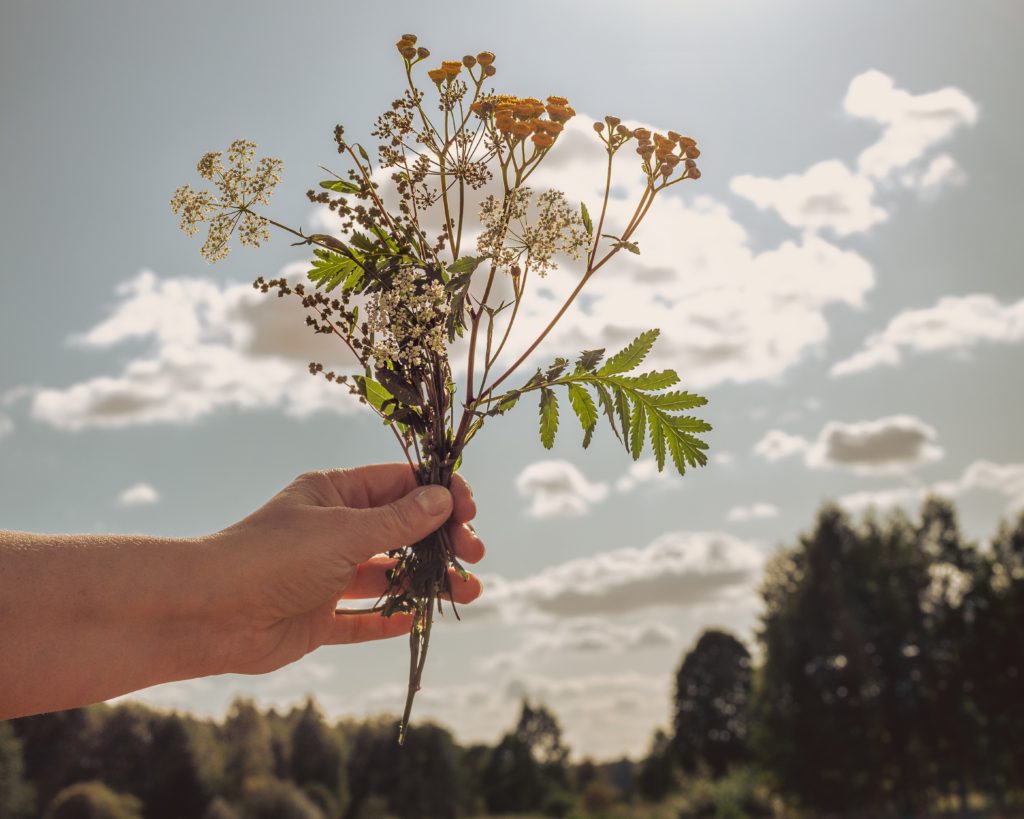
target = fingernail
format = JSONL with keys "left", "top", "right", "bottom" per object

{"left": 415, "top": 485, "right": 450, "bottom": 515}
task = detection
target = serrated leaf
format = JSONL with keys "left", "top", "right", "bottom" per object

{"left": 629, "top": 398, "right": 646, "bottom": 460}
{"left": 539, "top": 387, "right": 559, "bottom": 450}
{"left": 600, "top": 329, "right": 660, "bottom": 375}
{"left": 649, "top": 391, "right": 709, "bottom": 411}
{"left": 594, "top": 383, "right": 621, "bottom": 443}
{"left": 307, "top": 249, "right": 363, "bottom": 293}
{"left": 320, "top": 179, "right": 361, "bottom": 195}
{"left": 567, "top": 383, "right": 598, "bottom": 446}
{"left": 448, "top": 255, "right": 486, "bottom": 274}
{"left": 610, "top": 370, "right": 680, "bottom": 390}
{"left": 615, "top": 388, "right": 631, "bottom": 451}
{"left": 545, "top": 357, "right": 569, "bottom": 381}
{"left": 575, "top": 348, "right": 605, "bottom": 373}
{"left": 581, "top": 202, "right": 593, "bottom": 235}
{"left": 650, "top": 414, "right": 667, "bottom": 471}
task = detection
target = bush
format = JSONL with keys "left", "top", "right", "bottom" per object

{"left": 44, "top": 781, "right": 143, "bottom": 819}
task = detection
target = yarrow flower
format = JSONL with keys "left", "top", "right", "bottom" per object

{"left": 169, "top": 139, "right": 283, "bottom": 262}
{"left": 366, "top": 266, "right": 450, "bottom": 369}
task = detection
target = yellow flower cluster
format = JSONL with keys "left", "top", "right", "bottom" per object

{"left": 471, "top": 95, "right": 575, "bottom": 149}
{"left": 636, "top": 128, "right": 701, "bottom": 179}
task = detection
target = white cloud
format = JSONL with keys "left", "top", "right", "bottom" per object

{"left": 481, "top": 618, "right": 676, "bottom": 673}
{"left": 730, "top": 71, "right": 976, "bottom": 237}
{"left": 844, "top": 70, "right": 979, "bottom": 180}
{"left": 753, "top": 430, "right": 809, "bottom": 462}
{"left": 727, "top": 502, "right": 780, "bottom": 522}
{"left": 515, "top": 460, "right": 609, "bottom": 519}
{"left": 831, "top": 294, "right": 1024, "bottom": 377}
{"left": 731, "top": 160, "right": 887, "bottom": 236}
{"left": 116, "top": 482, "right": 160, "bottom": 506}
{"left": 839, "top": 460, "right": 1024, "bottom": 516}
{"left": 28, "top": 269, "right": 359, "bottom": 430}
{"left": 472, "top": 530, "right": 764, "bottom": 620}
{"left": 712, "top": 452, "right": 735, "bottom": 466}
{"left": 0, "top": 412, "right": 13, "bottom": 441}
{"left": 805, "top": 415, "right": 944, "bottom": 475}
{"left": 755, "top": 416, "right": 943, "bottom": 475}
{"left": 615, "top": 458, "right": 678, "bottom": 493}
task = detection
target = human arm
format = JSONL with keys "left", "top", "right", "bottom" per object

{"left": 0, "top": 463, "right": 483, "bottom": 719}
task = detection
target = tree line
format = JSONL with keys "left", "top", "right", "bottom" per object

{"left": 1, "top": 496, "right": 1022, "bottom": 818}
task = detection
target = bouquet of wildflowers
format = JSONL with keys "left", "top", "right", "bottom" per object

{"left": 172, "top": 34, "right": 710, "bottom": 741}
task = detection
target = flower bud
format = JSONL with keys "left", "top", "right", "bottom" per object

{"left": 417, "top": 47, "right": 430, "bottom": 59}
{"left": 605, "top": 115, "right": 621, "bottom": 127}
{"left": 593, "top": 121, "right": 606, "bottom": 132}
{"left": 633, "top": 127, "right": 652, "bottom": 140}
{"left": 484, "top": 64, "right": 496, "bottom": 76}
{"left": 401, "top": 46, "right": 417, "bottom": 59}
{"left": 476, "top": 51, "right": 496, "bottom": 65}
{"left": 463, "top": 54, "right": 477, "bottom": 68}
{"left": 401, "top": 33, "right": 418, "bottom": 44}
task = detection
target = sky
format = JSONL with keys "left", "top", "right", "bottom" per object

{"left": 1, "top": 0, "right": 1022, "bottom": 759}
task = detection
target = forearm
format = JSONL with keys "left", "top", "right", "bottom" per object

{"left": 0, "top": 530, "right": 221, "bottom": 719}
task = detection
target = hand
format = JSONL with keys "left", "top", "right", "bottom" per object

{"left": 200, "top": 463, "right": 485, "bottom": 676}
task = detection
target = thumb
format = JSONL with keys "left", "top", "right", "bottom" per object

{"left": 343, "top": 485, "right": 453, "bottom": 559}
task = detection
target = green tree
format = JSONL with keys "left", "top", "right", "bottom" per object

{"left": 480, "top": 701, "right": 571, "bottom": 816}
{"left": 10, "top": 707, "right": 98, "bottom": 807}
{"left": 754, "top": 505, "right": 893, "bottom": 813}
{"left": 44, "top": 781, "right": 142, "bottom": 819}
{"left": 672, "top": 629, "right": 752, "bottom": 778}
{"left": 142, "top": 713, "right": 213, "bottom": 819}
{"left": 221, "top": 699, "right": 275, "bottom": 797}
{"left": 0, "top": 720, "right": 35, "bottom": 818}
{"left": 636, "top": 729, "right": 675, "bottom": 802}
{"left": 240, "top": 777, "right": 325, "bottom": 819}
{"left": 344, "top": 718, "right": 467, "bottom": 819}
{"left": 86, "top": 705, "right": 154, "bottom": 798}
{"left": 290, "top": 699, "right": 346, "bottom": 814}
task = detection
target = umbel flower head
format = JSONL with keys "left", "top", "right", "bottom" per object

{"left": 170, "top": 139, "right": 283, "bottom": 262}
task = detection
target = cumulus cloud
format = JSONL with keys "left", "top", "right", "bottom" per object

{"left": 515, "top": 460, "right": 609, "bottom": 519}
{"left": 481, "top": 618, "right": 676, "bottom": 673}
{"left": 755, "top": 416, "right": 943, "bottom": 475}
{"left": 805, "top": 415, "right": 944, "bottom": 474}
{"left": 831, "top": 294, "right": 1024, "bottom": 377}
{"left": 753, "top": 430, "right": 809, "bottom": 462}
{"left": 730, "top": 71, "right": 976, "bottom": 236}
{"left": 116, "top": 483, "right": 160, "bottom": 506}
{"left": 473, "top": 530, "right": 764, "bottom": 620}
{"left": 727, "top": 502, "right": 780, "bottom": 522}
{"left": 28, "top": 269, "right": 358, "bottom": 430}
{"left": 839, "top": 460, "right": 1024, "bottom": 515}
{"left": 844, "top": 69, "right": 979, "bottom": 180}
{"left": 731, "top": 160, "right": 887, "bottom": 236}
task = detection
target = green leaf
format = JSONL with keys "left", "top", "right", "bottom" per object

{"left": 374, "top": 367, "right": 423, "bottom": 407}
{"left": 353, "top": 376, "right": 392, "bottom": 413}
{"left": 629, "top": 398, "right": 646, "bottom": 460}
{"left": 650, "top": 413, "right": 667, "bottom": 470}
{"left": 594, "top": 382, "right": 621, "bottom": 443}
{"left": 615, "top": 388, "right": 631, "bottom": 452}
{"left": 448, "top": 255, "right": 486, "bottom": 274}
{"left": 307, "top": 249, "right": 364, "bottom": 293}
{"left": 649, "top": 391, "right": 708, "bottom": 411}
{"left": 581, "top": 202, "right": 593, "bottom": 235}
{"left": 539, "top": 387, "right": 559, "bottom": 450}
{"left": 609, "top": 370, "right": 680, "bottom": 391}
{"left": 567, "top": 383, "right": 598, "bottom": 447}
{"left": 600, "top": 329, "right": 660, "bottom": 375}
{"left": 575, "top": 348, "right": 605, "bottom": 373}
{"left": 356, "top": 143, "right": 371, "bottom": 163}
{"left": 545, "top": 357, "right": 569, "bottom": 381}
{"left": 618, "top": 240, "right": 640, "bottom": 255}
{"left": 319, "top": 179, "right": 361, "bottom": 195}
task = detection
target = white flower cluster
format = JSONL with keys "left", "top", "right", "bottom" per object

{"left": 170, "top": 139, "right": 283, "bottom": 262}
{"left": 476, "top": 188, "right": 589, "bottom": 277}
{"left": 366, "top": 266, "right": 450, "bottom": 369}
